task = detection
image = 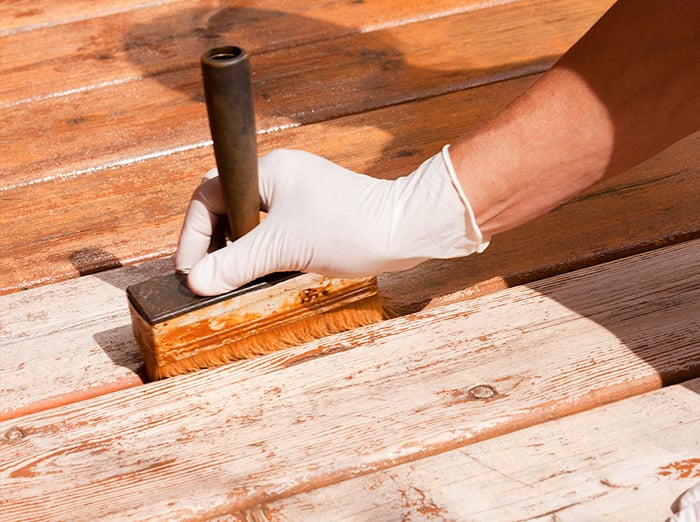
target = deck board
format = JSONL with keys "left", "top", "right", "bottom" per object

{"left": 1, "top": 1, "right": 698, "bottom": 519}
{"left": 1, "top": 0, "right": 588, "bottom": 103}
{"left": 242, "top": 379, "right": 700, "bottom": 521}
{"left": 1, "top": 241, "right": 698, "bottom": 520}
{"left": 1, "top": 0, "right": 181, "bottom": 35}
{"left": 2, "top": 199, "right": 698, "bottom": 422}
{"left": 1, "top": 0, "right": 609, "bottom": 190}
{"left": 1, "top": 76, "right": 697, "bottom": 296}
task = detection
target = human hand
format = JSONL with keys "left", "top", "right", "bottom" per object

{"left": 174, "top": 146, "right": 489, "bottom": 296}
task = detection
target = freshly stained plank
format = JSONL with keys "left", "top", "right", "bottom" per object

{"left": 0, "top": 241, "right": 698, "bottom": 520}
{"left": 1, "top": 0, "right": 567, "bottom": 104}
{"left": 247, "top": 380, "right": 700, "bottom": 521}
{"left": 0, "top": 74, "right": 533, "bottom": 294}
{"left": 0, "top": 0, "right": 181, "bottom": 36}
{"left": 1, "top": 0, "right": 610, "bottom": 190}
{"left": 1, "top": 71, "right": 697, "bottom": 296}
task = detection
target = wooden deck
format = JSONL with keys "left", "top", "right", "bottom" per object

{"left": 1, "top": 1, "right": 698, "bottom": 520}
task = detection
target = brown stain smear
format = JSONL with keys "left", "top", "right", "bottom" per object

{"left": 398, "top": 486, "right": 448, "bottom": 520}
{"left": 299, "top": 286, "right": 330, "bottom": 304}
{"left": 656, "top": 458, "right": 700, "bottom": 480}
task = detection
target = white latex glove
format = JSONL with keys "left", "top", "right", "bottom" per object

{"left": 175, "top": 145, "right": 489, "bottom": 296}
{"left": 669, "top": 483, "right": 700, "bottom": 522}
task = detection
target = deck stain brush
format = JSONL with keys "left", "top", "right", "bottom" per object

{"left": 127, "top": 46, "right": 387, "bottom": 380}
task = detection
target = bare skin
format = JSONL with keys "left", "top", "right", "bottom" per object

{"left": 451, "top": 0, "right": 699, "bottom": 237}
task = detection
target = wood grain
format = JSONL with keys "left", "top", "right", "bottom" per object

{"left": 2, "top": 2, "right": 697, "bottom": 521}
{"left": 246, "top": 379, "right": 700, "bottom": 521}
{"left": 0, "top": 0, "right": 181, "bottom": 35}
{"left": 0, "top": 260, "right": 171, "bottom": 421}
{"left": 0, "top": 241, "right": 697, "bottom": 520}
{"left": 1, "top": 0, "right": 609, "bottom": 190}
{"left": 2, "top": 0, "right": 574, "bottom": 103}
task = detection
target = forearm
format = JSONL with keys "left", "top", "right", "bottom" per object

{"left": 450, "top": 0, "right": 699, "bottom": 236}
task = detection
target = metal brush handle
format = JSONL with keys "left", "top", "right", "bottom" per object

{"left": 201, "top": 46, "right": 259, "bottom": 242}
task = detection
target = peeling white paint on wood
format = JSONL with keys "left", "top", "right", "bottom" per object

{"left": 0, "top": 241, "right": 698, "bottom": 521}
{"left": 255, "top": 380, "right": 700, "bottom": 521}
{"left": 0, "top": 259, "right": 172, "bottom": 419}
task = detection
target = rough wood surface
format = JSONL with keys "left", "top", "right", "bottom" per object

{"left": 244, "top": 379, "right": 700, "bottom": 521}
{"left": 0, "top": 260, "right": 167, "bottom": 421}
{"left": 2, "top": 229, "right": 698, "bottom": 424}
{"left": 1, "top": 241, "right": 698, "bottom": 520}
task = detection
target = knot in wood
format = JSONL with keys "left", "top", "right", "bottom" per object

{"left": 468, "top": 384, "right": 497, "bottom": 400}
{"left": 3, "top": 427, "right": 25, "bottom": 442}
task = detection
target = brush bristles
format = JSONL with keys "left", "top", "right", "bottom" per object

{"left": 147, "top": 294, "right": 386, "bottom": 380}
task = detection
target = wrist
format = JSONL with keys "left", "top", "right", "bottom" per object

{"left": 441, "top": 144, "right": 491, "bottom": 253}
{"left": 386, "top": 147, "right": 490, "bottom": 266}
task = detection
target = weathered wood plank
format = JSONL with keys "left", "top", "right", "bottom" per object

{"left": 1, "top": 0, "right": 558, "bottom": 104}
{"left": 1, "top": 72, "right": 697, "bottom": 297}
{"left": 0, "top": 259, "right": 172, "bottom": 421}
{"left": 246, "top": 379, "right": 700, "bottom": 521}
{"left": 1, "top": 0, "right": 609, "bottom": 190}
{"left": 1, "top": 241, "right": 698, "bottom": 520}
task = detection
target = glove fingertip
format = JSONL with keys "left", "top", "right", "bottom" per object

{"left": 186, "top": 254, "right": 234, "bottom": 297}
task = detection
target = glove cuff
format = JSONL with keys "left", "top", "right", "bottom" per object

{"left": 442, "top": 144, "right": 491, "bottom": 253}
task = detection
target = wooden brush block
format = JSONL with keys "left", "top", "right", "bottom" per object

{"left": 127, "top": 272, "right": 383, "bottom": 380}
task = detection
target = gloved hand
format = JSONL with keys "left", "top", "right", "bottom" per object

{"left": 669, "top": 483, "right": 700, "bottom": 522}
{"left": 174, "top": 145, "right": 489, "bottom": 296}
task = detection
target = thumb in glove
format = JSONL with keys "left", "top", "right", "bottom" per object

{"left": 175, "top": 146, "right": 489, "bottom": 296}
